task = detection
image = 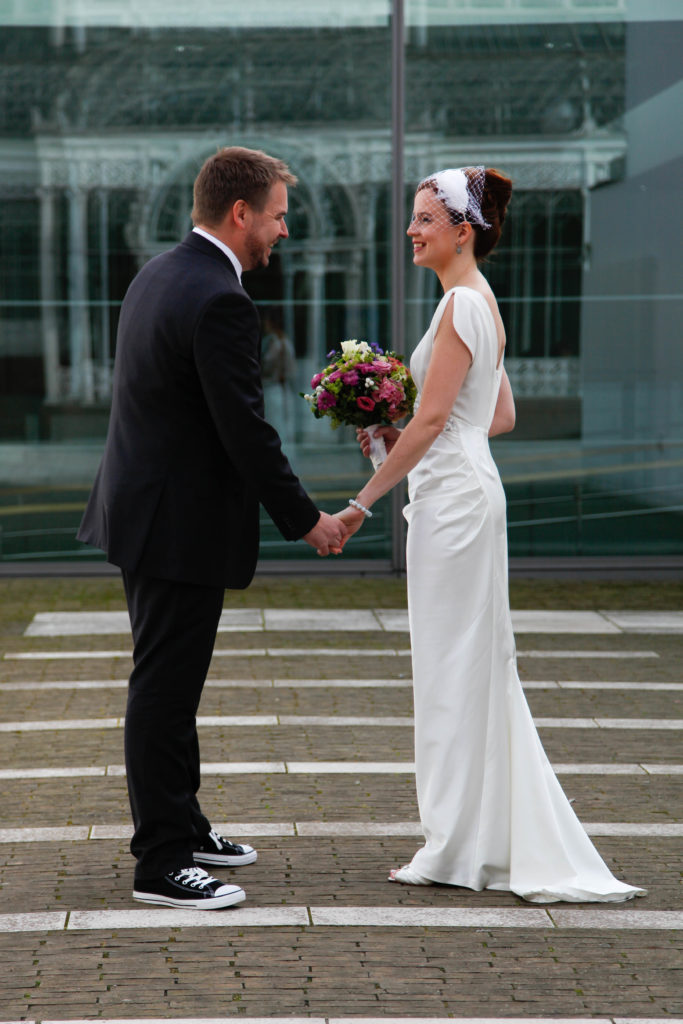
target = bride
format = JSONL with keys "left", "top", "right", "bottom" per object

{"left": 338, "top": 166, "right": 645, "bottom": 903}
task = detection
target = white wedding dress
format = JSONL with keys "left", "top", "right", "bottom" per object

{"left": 403, "top": 286, "right": 644, "bottom": 903}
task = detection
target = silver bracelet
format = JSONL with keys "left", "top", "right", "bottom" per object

{"left": 349, "top": 498, "right": 373, "bottom": 518}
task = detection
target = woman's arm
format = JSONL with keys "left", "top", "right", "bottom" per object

{"left": 488, "top": 367, "right": 515, "bottom": 437}
{"left": 349, "top": 295, "right": 472, "bottom": 518}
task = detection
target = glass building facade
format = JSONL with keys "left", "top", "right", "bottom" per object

{"left": 0, "top": 0, "right": 681, "bottom": 567}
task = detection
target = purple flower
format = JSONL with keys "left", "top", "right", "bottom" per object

{"left": 311, "top": 372, "right": 324, "bottom": 388}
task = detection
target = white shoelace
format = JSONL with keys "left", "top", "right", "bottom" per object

{"left": 173, "top": 866, "right": 217, "bottom": 889}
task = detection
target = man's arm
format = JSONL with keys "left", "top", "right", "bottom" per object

{"left": 194, "top": 293, "right": 342, "bottom": 548}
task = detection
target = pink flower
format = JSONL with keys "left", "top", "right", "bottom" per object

{"left": 342, "top": 370, "right": 359, "bottom": 385}
{"left": 317, "top": 390, "right": 337, "bottom": 410}
{"left": 311, "top": 372, "right": 324, "bottom": 387}
{"left": 355, "top": 363, "right": 375, "bottom": 374}
{"left": 357, "top": 396, "right": 376, "bottom": 411}
{"left": 377, "top": 379, "right": 403, "bottom": 404}
{"left": 373, "top": 361, "right": 393, "bottom": 375}
{"left": 327, "top": 369, "right": 343, "bottom": 381}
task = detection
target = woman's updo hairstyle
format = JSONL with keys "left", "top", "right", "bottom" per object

{"left": 415, "top": 165, "right": 512, "bottom": 262}
{"left": 474, "top": 168, "right": 512, "bottom": 261}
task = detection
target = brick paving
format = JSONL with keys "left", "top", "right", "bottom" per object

{"left": 0, "top": 578, "right": 681, "bottom": 1021}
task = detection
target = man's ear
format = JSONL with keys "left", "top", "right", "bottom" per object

{"left": 232, "top": 199, "right": 249, "bottom": 230}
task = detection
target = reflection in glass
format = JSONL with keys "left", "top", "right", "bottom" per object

{"left": 0, "top": 1, "right": 681, "bottom": 562}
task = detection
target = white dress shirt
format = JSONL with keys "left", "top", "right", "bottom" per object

{"left": 192, "top": 226, "right": 243, "bottom": 283}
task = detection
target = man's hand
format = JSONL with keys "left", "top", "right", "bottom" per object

{"left": 303, "top": 511, "right": 347, "bottom": 556}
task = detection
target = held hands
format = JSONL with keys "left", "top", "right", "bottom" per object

{"left": 303, "top": 504, "right": 371, "bottom": 556}
{"left": 303, "top": 510, "right": 348, "bottom": 557}
{"left": 356, "top": 425, "right": 401, "bottom": 460}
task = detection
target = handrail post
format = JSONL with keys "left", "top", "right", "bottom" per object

{"left": 391, "top": 0, "right": 407, "bottom": 573}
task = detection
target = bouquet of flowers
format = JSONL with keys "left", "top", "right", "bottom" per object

{"left": 302, "top": 339, "right": 416, "bottom": 468}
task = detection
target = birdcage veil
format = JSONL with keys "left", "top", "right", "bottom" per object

{"left": 416, "top": 165, "right": 491, "bottom": 231}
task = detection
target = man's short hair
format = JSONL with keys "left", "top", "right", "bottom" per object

{"left": 192, "top": 146, "right": 297, "bottom": 227}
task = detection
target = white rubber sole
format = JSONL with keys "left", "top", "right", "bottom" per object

{"left": 132, "top": 885, "right": 246, "bottom": 909}
{"left": 194, "top": 849, "right": 258, "bottom": 867}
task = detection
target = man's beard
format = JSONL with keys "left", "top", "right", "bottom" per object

{"left": 245, "top": 235, "right": 272, "bottom": 271}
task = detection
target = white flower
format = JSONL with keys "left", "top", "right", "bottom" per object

{"left": 435, "top": 168, "right": 468, "bottom": 216}
{"left": 341, "top": 338, "right": 372, "bottom": 358}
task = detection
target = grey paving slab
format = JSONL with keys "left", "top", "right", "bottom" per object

{"left": 40, "top": 1019, "right": 323, "bottom": 1024}
{"left": 264, "top": 609, "right": 382, "bottom": 631}
{"left": 310, "top": 907, "right": 551, "bottom": 927}
{"left": 0, "top": 766, "right": 106, "bottom": 779}
{"left": 616, "top": 1019, "right": 683, "bottom": 1024}
{"left": 550, "top": 909, "right": 683, "bottom": 928}
{"left": 593, "top": 717, "right": 683, "bottom": 729}
{"left": 0, "top": 827, "right": 90, "bottom": 842}
{"left": 67, "top": 908, "right": 310, "bottom": 930}
{"left": 218, "top": 609, "right": 264, "bottom": 631}
{"left": 512, "top": 611, "right": 621, "bottom": 633}
{"left": 24, "top": 612, "right": 131, "bottom": 637}
{"left": 379, "top": 610, "right": 670, "bottom": 635}
{"left": 330, "top": 1020, "right": 615, "bottom": 1024}
{"left": 517, "top": 650, "right": 659, "bottom": 659}
{"left": 0, "top": 912, "right": 65, "bottom": 931}
{"left": 89, "top": 822, "right": 296, "bottom": 840}
{"left": 558, "top": 681, "right": 683, "bottom": 690}
{"left": 603, "top": 611, "right": 683, "bottom": 633}
{"left": 4, "top": 650, "right": 135, "bottom": 660}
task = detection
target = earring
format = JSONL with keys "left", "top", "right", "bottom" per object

{"left": 456, "top": 244, "right": 462, "bottom": 255}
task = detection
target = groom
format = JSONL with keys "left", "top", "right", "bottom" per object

{"left": 77, "top": 146, "right": 346, "bottom": 909}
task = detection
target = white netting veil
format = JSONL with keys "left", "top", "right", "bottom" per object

{"left": 415, "top": 165, "right": 491, "bottom": 231}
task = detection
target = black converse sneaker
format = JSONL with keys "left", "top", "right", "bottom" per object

{"left": 133, "top": 866, "right": 246, "bottom": 909}
{"left": 194, "top": 829, "right": 258, "bottom": 867}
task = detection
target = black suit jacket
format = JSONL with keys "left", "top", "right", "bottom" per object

{"left": 77, "top": 231, "right": 319, "bottom": 588}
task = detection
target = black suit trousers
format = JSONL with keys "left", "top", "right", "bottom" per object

{"left": 121, "top": 569, "right": 225, "bottom": 879}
